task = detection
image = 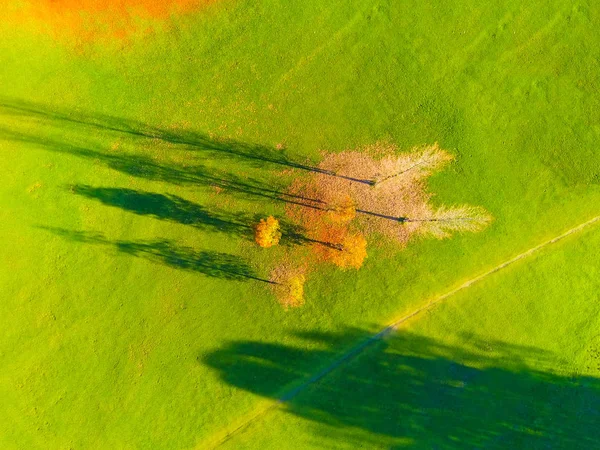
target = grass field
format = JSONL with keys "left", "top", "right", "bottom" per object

{"left": 211, "top": 222, "right": 600, "bottom": 449}
{"left": 1, "top": 1, "right": 599, "bottom": 448}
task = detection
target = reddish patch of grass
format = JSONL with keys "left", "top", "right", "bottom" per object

{"left": 8, "top": 0, "right": 214, "bottom": 43}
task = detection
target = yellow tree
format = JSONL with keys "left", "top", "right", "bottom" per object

{"left": 335, "top": 232, "right": 367, "bottom": 269}
{"left": 270, "top": 264, "right": 306, "bottom": 308}
{"left": 281, "top": 274, "right": 306, "bottom": 308}
{"left": 255, "top": 216, "right": 282, "bottom": 248}
{"left": 318, "top": 229, "right": 367, "bottom": 270}
{"left": 326, "top": 195, "right": 356, "bottom": 223}
{"left": 372, "top": 143, "right": 454, "bottom": 186}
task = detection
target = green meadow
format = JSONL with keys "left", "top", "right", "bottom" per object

{"left": 214, "top": 223, "right": 600, "bottom": 449}
{"left": 0, "top": 0, "right": 599, "bottom": 448}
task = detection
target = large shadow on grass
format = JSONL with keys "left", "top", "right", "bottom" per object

{"left": 204, "top": 329, "right": 600, "bottom": 449}
{"left": 43, "top": 227, "right": 274, "bottom": 283}
{"left": 71, "top": 185, "right": 254, "bottom": 235}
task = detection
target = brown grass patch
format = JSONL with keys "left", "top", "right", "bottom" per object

{"left": 263, "top": 142, "right": 491, "bottom": 307}
{"left": 287, "top": 143, "right": 456, "bottom": 247}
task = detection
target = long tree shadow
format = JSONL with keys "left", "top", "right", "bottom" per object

{"left": 0, "top": 126, "right": 328, "bottom": 209}
{"left": 0, "top": 97, "right": 303, "bottom": 169}
{"left": 70, "top": 185, "right": 253, "bottom": 236}
{"left": 1, "top": 126, "right": 446, "bottom": 227}
{"left": 42, "top": 227, "right": 274, "bottom": 283}
{"left": 1, "top": 98, "right": 482, "bottom": 229}
{"left": 204, "top": 329, "right": 600, "bottom": 449}
{"left": 68, "top": 185, "right": 325, "bottom": 248}
{"left": 0, "top": 97, "right": 373, "bottom": 184}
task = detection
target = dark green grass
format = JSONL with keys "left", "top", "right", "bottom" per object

{"left": 0, "top": 0, "right": 599, "bottom": 448}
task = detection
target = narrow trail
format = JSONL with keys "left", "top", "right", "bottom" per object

{"left": 204, "top": 214, "right": 600, "bottom": 449}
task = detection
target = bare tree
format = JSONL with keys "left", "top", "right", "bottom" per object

{"left": 373, "top": 144, "right": 454, "bottom": 186}
{"left": 286, "top": 143, "right": 491, "bottom": 246}
{"left": 407, "top": 205, "right": 493, "bottom": 239}
{"left": 272, "top": 143, "right": 492, "bottom": 308}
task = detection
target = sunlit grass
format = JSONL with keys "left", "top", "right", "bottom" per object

{"left": 0, "top": 0, "right": 599, "bottom": 448}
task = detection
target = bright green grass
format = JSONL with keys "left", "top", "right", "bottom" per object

{"left": 0, "top": 0, "right": 599, "bottom": 448}
{"left": 214, "top": 219, "right": 600, "bottom": 449}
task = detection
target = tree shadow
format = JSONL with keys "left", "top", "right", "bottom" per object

{"left": 0, "top": 103, "right": 373, "bottom": 224}
{"left": 203, "top": 329, "right": 600, "bottom": 449}
{"left": 41, "top": 226, "right": 274, "bottom": 284}
{"left": 0, "top": 97, "right": 373, "bottom": 184}
{"left": 68, "top": 185, "right": 325, "bottom": 249}
{"left": 0, "top": 97, "right": 302, "bottom": 169}
{"left": 0, "top": 125, "right": 330, "bottom": 210}
{"left": 70, "top": 185, "right": 253, "bottom": 235}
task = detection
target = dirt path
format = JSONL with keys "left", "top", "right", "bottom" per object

{"left": 204, "top": 214, "right": 600, "bottom": 449}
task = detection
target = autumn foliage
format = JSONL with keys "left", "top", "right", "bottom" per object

{"left": 258, "top": 143, "right": 490, "bottom": 308}
{"left": 272, "top": 142, "right": 491, "bottom": 306}
{"left": 326, "top": 196, "right": 356, "bottom": 223}
{"left": 413, "top": 205, "right": 493, "bottom": 239}
{"left": 285, "top": 143, "right": 491, "bottom": 247}
{"left": 255, "top": 216, "right": 282, "bottom": 248}
{"left": 270, "top": 265, "right": 306, "bottom": 308}
{"left": 330, "top": 233, "right": 368, "bottom": 270}
{"left": 281, "top": 274, "right": 306, "bottom": 308}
